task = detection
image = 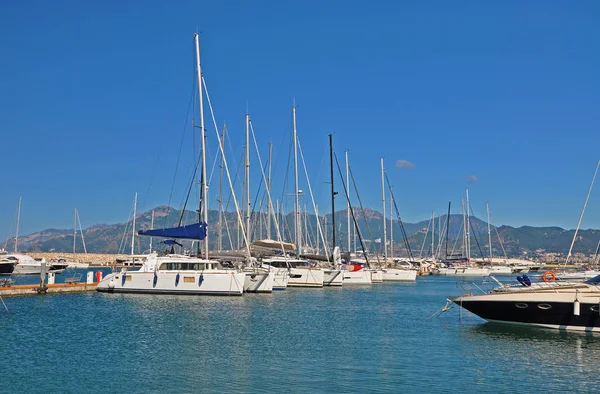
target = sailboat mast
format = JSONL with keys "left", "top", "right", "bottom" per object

{"left": 381, "top": 158, "right": 387, "bottom": 261}
{"left": 465, "top": 189, "right": 471, "bottom": 261}
{"left": 150, "top": 210, "right": 155, "bottom": 253}
{"left": 389, "top": 189, "right": 393, "bottom": 258}
{"left": 218, "top": 125, "right": 225, "bottom": 251}
{"left": 131, "top": 192, "right": 137, "bottom": 255}
{"left": 267, "top": 142, "right": 273, "bottom": 240}
{"left": 565, "top": 159, "right": 600, "bottom": 265}
{"left": 487, "top": 202, "right": 492, "bottom": 262}
{"left": 431, "top": 211, "right": 435, "bottom": 259}
{"left": 14, "top": 197, "right": 21, "bottom": 253}
{"left": 245, "top": 113, "right": 251, "bottom": 246}
{"left": 461, "top": 199, "right": 466, "bottom": 258}
{"left": 194, "top": 32, "right": 209, "bottom": 259}
{"left": 445, "top": 201, "right": 451, "bottom": 259}
{"left": 73, "top": 208, "right": 77, "bottom": 254}
{"left": 346, "top": 151, "right": 350, "bottom": 252}
{"left": 293, "top": 105, "right": 301, "bottom": 255}
{"left": 329, "top": 134, "right": 336, "bottom": 250}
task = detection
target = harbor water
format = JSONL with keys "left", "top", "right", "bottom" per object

{"left": 1, "top": 274, "right": 599, "bottom": 393}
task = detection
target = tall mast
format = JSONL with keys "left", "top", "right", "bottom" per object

{"left": 293, "top": 105, "right": 301, "bottom": 255}
{"left": 73, "top": 208, "right": 77, "bottom": 254}
{"left": 218, "top": 125, "right": 225, "bottom": 251}
{"left": 465, "top": 189, "right": 471, "bottom": 261}
{"left": 346, "top": 151, "right": 350, "bottom": 252}
{"left": 14, "top": 197, "right": 21, "bottom": 253}
{"left": 149, "top": 209, "right": 155, "bottom": 253}
{"left": 565, "top": 159, "right": 600, "bottom": 266}
{"left": 389, "top": 189, "right": 393, "bottom": 258}
{"left": 267, "top": 142, "right": 273, "bottom": 240}
{"left": 431, "top": 211, "right": 435, "bottom": 259}
{"left": 461, "top": 199, "right": 466, "bottom": 258}
{"left": 329, "top": 134, "right": 336, "bottom": 250}
{"left": 245, "top": 113, "right": 251, "bottom": 246}
{"left": 486, "top": 202, "right": 492, "bottom": 262}
{"left": 131, "top": 192, "right": 137, "bottom": 255}
{"left": 444, "top": 201, "right": 451, "bottom": 259}
{"left": 381, "top": 158, "right": 387, "bottom": 262}
{"left": 194, "top": 32, "right": 209, "bottom": 259}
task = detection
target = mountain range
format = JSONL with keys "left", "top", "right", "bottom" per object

{"left": 3, "top": 206, "right": 600, "bottom": 259}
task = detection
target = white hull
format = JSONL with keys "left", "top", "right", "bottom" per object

{"left": 487, "top": 320, "right": 600, "bottom": 332}
{"left": 370, "top": 269, "right": 383, "bottom": 283}
{"left": 381, "top": 268, "right": 417, "bottom": 281}
{"left": 489, "top": 266, "right": 513, "bottom": 275}
{"left": 555, "top": 270, "right": 600, "bottom": 281}
{"left": 342, "top": 269, "right": 372, "bottom": 284}
{"left": 97, "top": 270, "right": 245, "bottom": 295}
{"left": 13, "top": 263, "right": 43, "bottom": 275}
{"left": 435, "top": 267, "right": 490, "bottom": 276}
{"left": 323, "top": 269, "right": 343, "bottom": 286}
{"left": 243, "top": 271, "right": 274, "bottom": 293}
{"left": 271, "top": 268, "right": 289, "bottom": 290}
{"left": 67, "top": 262, "right": 90, "bottom": 269}
{"left": 288, "top": 268, "right": 324, "bottom": 287}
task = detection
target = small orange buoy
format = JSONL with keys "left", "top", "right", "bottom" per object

{"left": 95, "top": 271, "right": 103, "bottom": 283}
{"left": 542, "top": 271, "right": 556, "bottom": 283}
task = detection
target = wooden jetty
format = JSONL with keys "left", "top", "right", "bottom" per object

{"left": 0, "top": 282, "right": 99, "bottom": 297}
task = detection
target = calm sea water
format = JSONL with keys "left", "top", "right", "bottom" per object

{"left": 1, "top": 273, "right": 599, "bottom": 393}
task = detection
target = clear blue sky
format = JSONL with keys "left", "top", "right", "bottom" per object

{"left": 1, "top": 0, "right": 599, "bottom": 237}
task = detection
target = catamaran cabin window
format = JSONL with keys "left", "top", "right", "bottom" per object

{"left": 267, "top": 261, "right": 289, "bottom": 268}
{"left": 159, "top": 262, "right": 211, "bottom": 271}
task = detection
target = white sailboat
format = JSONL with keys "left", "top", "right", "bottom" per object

{"left": 380, "top": 158, "right": 417, "bottom": 282}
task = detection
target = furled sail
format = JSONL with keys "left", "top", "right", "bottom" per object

{"left": 138, "top": 222, "right": 207, "bottom": 240}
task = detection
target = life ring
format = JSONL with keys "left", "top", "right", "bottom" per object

{"left": 542, "top": 271, "right": 556, "bottom": 282}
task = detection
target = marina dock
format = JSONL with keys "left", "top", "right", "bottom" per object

{"left": 0, "top": 281, "right": 99, "bottom": 297}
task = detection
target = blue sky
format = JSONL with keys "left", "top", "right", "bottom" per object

{"left": 1, "top": 0, "right": 599, "bottom": 237}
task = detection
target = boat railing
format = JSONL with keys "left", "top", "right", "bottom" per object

{"left": 456, "top": 280, "right": 490, "bottom": 295}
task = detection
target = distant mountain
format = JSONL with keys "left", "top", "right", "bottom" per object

{"left": 3, "top": 206, "right": 600, "bottom": 259}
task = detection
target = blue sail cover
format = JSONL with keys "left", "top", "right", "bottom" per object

{"left": 138, "top": 222, "right": 207, "bottom": 240}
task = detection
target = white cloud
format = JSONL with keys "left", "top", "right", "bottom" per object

{"left": 395, "top": 160, "right": 415, "bottom": 169}
{"left": 464, "top": 175, "right": 478, "bottom": 184}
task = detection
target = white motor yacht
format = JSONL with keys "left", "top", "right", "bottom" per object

{"left": 5, "top": 254, "right": 68, "bottom": 275}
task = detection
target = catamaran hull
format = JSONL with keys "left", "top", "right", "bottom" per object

{"left": 288, "top": 268, "right": 324, "bottom": 287}
{"left": 323, "top": 269, "right": 343, "bottom": 286}
{"left": 96, "top": 271, "right": 245, "bottom": 296}
{"left": 270, "top": 268, "right": 289, "bottom": 290}
{"left": 243, "top": 271, "right": 274, "bottom": 293}
{"left": 453, "top": 293, "right": 600, "bottom": 331}
{"left": 381, "top": 269, "right": 417, "bottom": 282}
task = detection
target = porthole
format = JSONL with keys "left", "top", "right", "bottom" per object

{"left": 515, "top": 303, "right": 528, "bottom": 309}
{"left": 537, "top": 303, "right": 552, "bottom": 310}
{"left": 590, "top": 305, "right": 600, "bottom": 312}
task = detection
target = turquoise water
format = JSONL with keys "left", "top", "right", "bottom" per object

{"left": 1, "top": 275, "right": 599, "bottom": 393}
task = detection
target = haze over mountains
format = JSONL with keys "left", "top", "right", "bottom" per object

{"left": 3, "top": 206, "right": 600, "bottom": 259}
